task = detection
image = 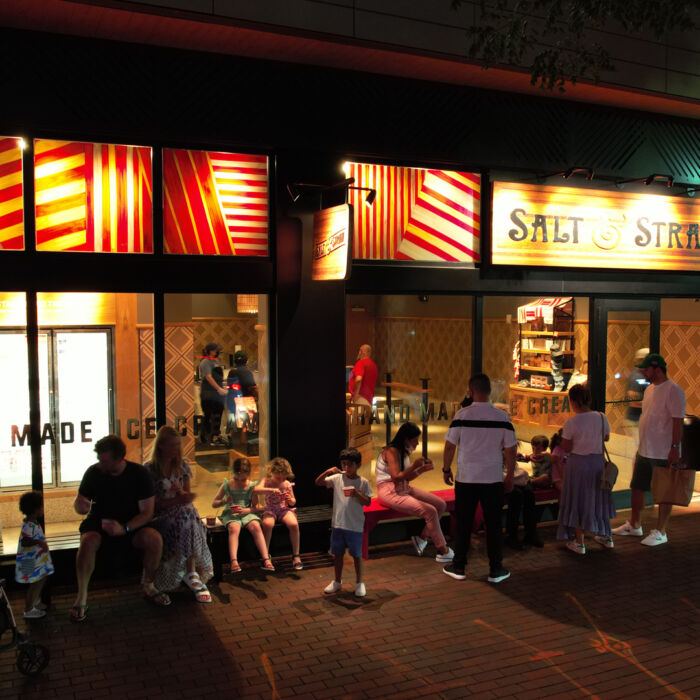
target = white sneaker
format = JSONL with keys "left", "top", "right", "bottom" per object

{"left": 354, "top": 582, "right": 366, "bottom": 597}
{"left": 23, "top": 607, "right": 46, "bottom": 619}
{"left": 324, "top": 580, "right": 341, "bottom": 594}
{"left": 411, "top": 535, "right": 428, "bottom": 556}
{"left": 594, "top": 535, "right": 614, "bottom": 549}
{"left": 641, "top": 529, "right": 668, "bottom": 547}
{"left": 435, "top": 547, "right": 454, "bottom": 562}
{"left": 611, "top": 520, "right": 643, "bottom": 537}
{"left": 566, "top": 540, "right": 586, "bottom": 555}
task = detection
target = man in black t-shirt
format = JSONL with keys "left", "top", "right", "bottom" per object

{"left": 71, "top": 435, "right": 167, "bottom": 622}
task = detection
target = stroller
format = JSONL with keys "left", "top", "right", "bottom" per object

{"left": 0, "top": 578, "right": 49, "bottom": 675}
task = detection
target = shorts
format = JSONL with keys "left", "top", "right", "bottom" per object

{"left": 263, "top": 506, "right": 294, "bottom": 522}
{"left": 329, "top": 527, "right": 362, "bottom": 558}
{"left": 630, "top": 454, "right": 668, "bottom": 491}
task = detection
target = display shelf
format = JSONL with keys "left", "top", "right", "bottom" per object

{"left": 520, "top": 331, "right": 574, "bottom": 337}
{"left": 520, "top": 349, "right": 574, "bottom": 354}
{"left": 521, "top": 365, "right": 573, "bottom": 373}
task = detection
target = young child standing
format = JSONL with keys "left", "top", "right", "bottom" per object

{"left": 254, "top": 457, "right": 303, "bottom": 570}
{"left": 212, "top": 457, "right": 275, "bottom": 572}
{"left": 315, "top": 447, "right": 373, "bottom": 597}
{"left": 15, "top": 491, "right": 54, "bottom": 619}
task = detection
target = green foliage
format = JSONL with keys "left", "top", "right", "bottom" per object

{"left": 451, "top": 0, "right": 697, "bottom": 91}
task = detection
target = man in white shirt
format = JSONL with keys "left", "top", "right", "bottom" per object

{"left": 442, "top": 373, "right": 516, "bottom": 583}
{"left": 612, "top": 353, "right": 686, "bottom": 546}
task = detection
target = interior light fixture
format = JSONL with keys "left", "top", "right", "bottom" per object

{"left": 563, "top": 167, "right": 594, "bottom": 181}
{"left": 236, "top": 294, "right": 258, "bottom": 315}
{"left": 644, "top": 173, "right": 674, "bottom": 187}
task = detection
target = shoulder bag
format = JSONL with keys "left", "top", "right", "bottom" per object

{"left": 598, "top": 413, "right": 618, "bottom": 491}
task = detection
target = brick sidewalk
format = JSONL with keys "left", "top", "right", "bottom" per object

{"left": 2, "top": 510, "right": 700, "bottom": 700}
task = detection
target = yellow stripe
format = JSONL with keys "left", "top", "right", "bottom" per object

{"left": 164, "top": 184, "right": 187, "bottom": 254}
{"left": 0, "top": 169, "right": 22, "bottom": 190}
{"left": 35, "top": 179, "right": 85, "bottom": 205}
{"left": 37, "top": 230, "right": 87, "bottom": 251}
{"left": 194, "top": 151, "right": 220, "bottom": 255}
{"left": 173, "top": 152, "right": 203, "bottom": 255}
{"left": 0, "top": 222, "right": 23, "bottom": 244}
{"left": 33, "top": 139, "right": 66, "bottom": 155}
{"left": 0, "top": 196, "right": 22, "bottom": 217}
{"left": 0, "top": 148, "right": 20, "bottom": 167}
{"left": 36, "top": 205, "right": 86, "bottom": 230}
{"left": 35, "top": 154, "right": 85, "bottom": 181}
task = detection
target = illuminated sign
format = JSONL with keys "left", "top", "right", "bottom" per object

{"left": 491, "top": 182, "right": 700, "bottom": 271}
{"left": 312, "top": 204, "right": 353, "bottom": 280}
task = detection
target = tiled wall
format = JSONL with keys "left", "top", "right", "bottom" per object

{"left": 662, "top": 323, "right": 700, "bottom": 419}
{"left": 193, "top": 317, "right": 258, "bottom": 370}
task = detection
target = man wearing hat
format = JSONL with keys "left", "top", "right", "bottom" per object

{"left": 199, "top": 342, "right": 227, "bottom": 446}
{"left": 612, "top": 353, "right": 685, "bottom": 546}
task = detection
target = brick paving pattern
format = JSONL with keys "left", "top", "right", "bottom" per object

{"left": 2, "top": 511, "right": 700, "bottom": 699}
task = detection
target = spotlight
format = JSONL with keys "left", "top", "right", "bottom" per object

{"left": 364, "top": 189, "right": 377, "bottom": 207}
{"left": 644, "top": 174, "right": 674, "bottom": 187}
{"left": 341, "top": 162, "right": 351, "bottom": 177}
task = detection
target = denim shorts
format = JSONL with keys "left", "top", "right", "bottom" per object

{"left": 330, "top": 527, "right": 363, "bottom": 558}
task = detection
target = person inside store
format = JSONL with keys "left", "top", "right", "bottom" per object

{"left": 226, "top": 349, "right": 259, "bottom": 441}
{"left": 376, "top": 422, "right": 453, "bottom": 562}
{"left": 348, "top": 344, "right": 378, "bottom": 407}
{"left": 199, "top": 342, "right": 228, "bottom": 447}
{"left": 145, "top": 426, "right": 214, "bottom": 602}
{"left": 228, "top": 349, "right": 258, "bottom": 400}
{"left": 556, "top": 383, "right": 616, "bottom": 554}
{"left": 71, "top": 435, "right": 167, "bottom": 622}
{"left": 623, "top": 347, "right": 650, "bottom": 442}
{"left": 612, "top": 353, "right": 686, "bottom": 546}
{"left": 442, "top": 373, "right": 515, "bottom": 584}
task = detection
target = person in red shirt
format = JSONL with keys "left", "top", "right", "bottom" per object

{"left": 348, "top": 344, "right": 378, "bottom": 407}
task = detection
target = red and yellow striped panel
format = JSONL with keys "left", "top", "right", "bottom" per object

{"left": 163, "top": 149, "right": 268, "bottom": 256}
{"left": 347, "top": 163, "right": 480, "bottom": 262}
{"left": 0, "top": 137, "right": 24, "bottom": 250}
{"left": 34, "top": 139, "right": 152, "bottom": 253}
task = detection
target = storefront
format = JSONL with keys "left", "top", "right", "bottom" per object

{"left": 0, "top": 25, "right": 697, "bottom": 554}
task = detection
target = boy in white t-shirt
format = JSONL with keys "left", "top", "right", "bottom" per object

{"left": 315, "top": 448, "right": 373, "bottom": 597}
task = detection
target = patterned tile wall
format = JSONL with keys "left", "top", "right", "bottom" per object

{"left": 662, "top": 323, "right": 700, "bottom": 418}
{"left": 374, "top": 317, "right": 472, "bottom": 404}
{"left": 483, "top": 320, "right": 520, "bottom": 403}
{"left": 193, "top": 318, "right": 258, "bottom": 369}
{"left": 139, "top": 325, "right": 196, "bottom": 465}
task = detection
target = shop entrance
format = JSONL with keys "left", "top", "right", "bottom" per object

{"left": 0, "top": 328, "right": 113, "bottom": 491}
{"left": 591, "top": 298, "right": 661, "bottom": 488}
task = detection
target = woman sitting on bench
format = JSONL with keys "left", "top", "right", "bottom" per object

{"left": 376, "top": 422, "right": 454, "bottom": 563}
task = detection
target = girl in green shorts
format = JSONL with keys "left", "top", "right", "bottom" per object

{"left": 212, "top": 458, "right": 275, "bottom": 572}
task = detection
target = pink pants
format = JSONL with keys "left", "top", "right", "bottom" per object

{"left": 377, "top": 480, "right": 447, "bottom": 548}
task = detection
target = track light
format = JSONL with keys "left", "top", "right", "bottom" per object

{"left": 364, "top": 189, "right": 377, "bottom": 206}
{"left": 563, "top": 167, "right": 594, "bottom": 181}
{"left": 644, "top": 174, "right": 674, "bottom": 187}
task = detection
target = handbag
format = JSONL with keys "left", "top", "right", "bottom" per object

{"left": 651, "top": 465, "right": 695, "bottom": 506}
{"left": 598, "top": 412, "right": 618, "bottom": 491}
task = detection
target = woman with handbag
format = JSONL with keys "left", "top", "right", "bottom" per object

{"left": 557, "top": 383, "right": 616, "bottom": 554}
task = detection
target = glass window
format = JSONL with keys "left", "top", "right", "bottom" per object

{"left": 159, "top": 293, "right": 269, "bottom": 520}
{"left": 163, "top": 149, "right": 269, "bottom": 256}
{"left": 346, "top": 294, "right": 473, "bottom": 493}
{"left": 34, "top": 139, "right": 152, "bottom": 252}
{"left": 345, "top": 162, "right": 481, "bottom": 263}
{"left": 484, "top": 296, "right": 589, "bottom": 481}
{"left": 34, "top": 293, "right": 153, "bottom": 537}
{"left": 0, "top": 136, "right": 24, "bottom": 250}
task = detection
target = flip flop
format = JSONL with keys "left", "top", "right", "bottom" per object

{"left": 70, "top": 604, "right": 88, "bottom": 622}
{"left": 292, "top": 555, "right": 303, "bottom": 571}
{"left": 230, "top": 560, "right": 242, "bottom": 573}
{"left": 144, "top": 589, "right": 171, "bottom": 607}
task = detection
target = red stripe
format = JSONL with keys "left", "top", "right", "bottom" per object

{"left": 34, "top": 141, "right": 85, "bottom": 167}
{"left": 431, "top": 170, "right": 481, "bottom": 201}
{"left": 421, "top": 185, "right": 477, "bottom": 226}
{"left": 36, "top": 192, "right": 86, "bottom": 219}
{"left": 0, "top": 235, "right": 23, "bottom": 250}
{"left": 0, "top": 209, "right": 23, "bottom": 228}
{"left": 36, "top": 218, "right": 87, "bottom": 244}
{"left": 416, "top": 197, "right": 477, "bottom": 236}
{"left": 0, "top": 183, "right": 22, "bottom": 203}
{"left": 0, "top": 138, "right": 20, "bottom": 154}
{"left": 0, "top": 159, "right": 21, "bottom": 179}
{"left": 34, "top": 164, "right": 85, "bottom": 191}
{"left": 210, "top": 153, "right": 267, "bottom": 165}
{"left": 401, "top": 231, "right": 457, "bottom": 261}
{"left": 408, "top": 219, "right": 476, "bottom": 258}
{"left": 232, "top": 248, "right": 267, "bottom": 256}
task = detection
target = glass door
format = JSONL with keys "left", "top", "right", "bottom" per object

{"left": 591, "top": 299, "right": 660, "bottom": 491}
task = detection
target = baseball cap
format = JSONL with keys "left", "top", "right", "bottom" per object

{"left": 204, "top": 342, "right": 222, "bottom": 354}
{"left": 234, "top": 350, "right": 248, "bottom": 363}
{"left": 636, "top": 353, "right": 666, "bottom": 370}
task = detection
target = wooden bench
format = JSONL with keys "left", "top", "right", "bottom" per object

{"left": 362, "top": 487, "right": 559, "bottom": 559}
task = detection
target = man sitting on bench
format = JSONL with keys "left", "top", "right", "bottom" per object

{"left": 71, "top": 434, "right": 167, "bottom": 622}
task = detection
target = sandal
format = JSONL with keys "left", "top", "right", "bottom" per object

{"left": 184, "top": 572, "right": 212, "bottom": 603}
{"left": 144, "top": 585, "right": 171, "bottom": 607}
{"left": 292, "top": 554, "right": 303, "bottom": 571}
{"left": 70, "top": 604, "right": 88, "bottom": 622}
{"left": 230, "top": 559, "right": 242, "bottom": 573}
{"left": 261, "top": 557, "right": 275, "bottom": 572}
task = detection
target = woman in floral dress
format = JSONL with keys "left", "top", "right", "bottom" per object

{"left": 146, "top": 426, "right": 214, "bottom": 602}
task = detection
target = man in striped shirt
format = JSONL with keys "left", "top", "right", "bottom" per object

{"left": 442, "top": 373, "right": 516, "bottom": 584}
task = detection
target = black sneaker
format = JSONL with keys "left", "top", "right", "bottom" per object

{"left": 487, "top": 567, "right": 510, "bottom": 583}
{"left": 442, "top": 564, "right": 466, "bottom": 580}
{"left": 504, "top": 535, "right": 524, "bottom": 551}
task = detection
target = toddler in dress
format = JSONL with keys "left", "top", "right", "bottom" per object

{"left": 15, "top": 491, "right": 54, "bottom": 619}
{"left": 254, "top": 457, "right": 302, "bottom": 570}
